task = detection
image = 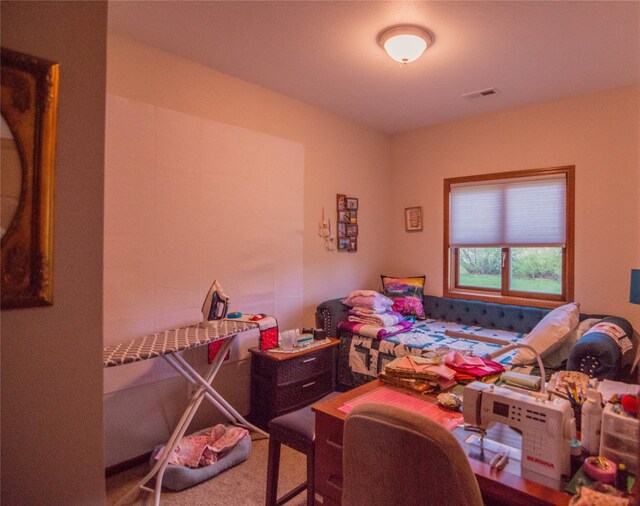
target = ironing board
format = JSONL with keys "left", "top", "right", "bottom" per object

{"left": 104, "top": 319, "right": 269, "bottom": 505}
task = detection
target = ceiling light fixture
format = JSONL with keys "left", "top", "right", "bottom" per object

{"left": 378, "top": 25, "right": 432, "bottom": 64}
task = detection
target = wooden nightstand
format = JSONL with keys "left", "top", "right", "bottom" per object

{"left": 249, "top": 338, "right": 339, "bottom": 431}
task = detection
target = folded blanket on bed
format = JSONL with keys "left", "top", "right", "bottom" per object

{"left": 444, "top": 351, "right": 505, "bottom": 380}
{"left": 338, "top": 319, "right": 412, "bottom": 340}
{"left": 348, "top": 310, "right": 405, "bottom": 327}
{"left": 347, "top": 306, "right": 390, "bottom": 315}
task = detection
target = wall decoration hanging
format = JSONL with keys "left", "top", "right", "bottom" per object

{"left": 318, "top": 206, "right": 336, "bottom": 250}
{"left": 405, "top": 206, "right": 423, "bottom": 232}
{"left": 338, "top": 194, "right": 358, "bottom": 251}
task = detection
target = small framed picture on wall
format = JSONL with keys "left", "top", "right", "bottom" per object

{"left": 405, "top": 206, "right": 423, "bottom": 232}
{"left": 337, "top": 193, "right": 359, "bottom": 252}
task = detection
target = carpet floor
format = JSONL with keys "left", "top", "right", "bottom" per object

{"left": 106, "top": 435, "right": 308, "bottom": 505}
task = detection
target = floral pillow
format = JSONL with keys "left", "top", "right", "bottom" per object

{"left": 381, "top": 275, "right": 426, "bottom": 318}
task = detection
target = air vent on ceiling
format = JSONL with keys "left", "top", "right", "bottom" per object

{"left": 462, "top": 88, "right": 498, "bottom": 99}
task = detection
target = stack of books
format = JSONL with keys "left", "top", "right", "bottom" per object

{"left": 379, "top": 355, "right": 457, "bottom": 394}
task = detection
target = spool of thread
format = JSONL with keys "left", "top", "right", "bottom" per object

{"left": 313, "top": 328, "right": 326, "bottom": 341}
{"left": 569, "top": 439, "right": 583, "bottom": 477}
{"left": 615, "top": 463, "right": 629, "bottom": 492}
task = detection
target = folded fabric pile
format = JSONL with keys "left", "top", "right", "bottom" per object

{"left": 444, "top": 351, "right": 505, "bottom": 383}
{"left": 379, "top": 355, "right": 457, "bottom": 394}
{"left": 155, "top": 424, "right": 249, "bottom": 468}
{"left": 339, "top": 290, "right": 413, "bottom": 340}
{"left": 348, "top": 307, "right": 405, "bottom": 327}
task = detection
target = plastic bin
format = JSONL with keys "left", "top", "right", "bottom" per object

{"left": 599, "top": 403, "right": 638, "bottom": 474}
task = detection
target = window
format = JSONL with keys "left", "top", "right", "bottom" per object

{"left": 444, "top": 166, "right": 574, "bottom": 308}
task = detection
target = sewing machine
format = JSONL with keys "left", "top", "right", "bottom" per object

{"left": 463, "top": 381, "right": 575, "bottom": 490}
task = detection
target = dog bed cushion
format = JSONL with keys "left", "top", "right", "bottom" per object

{"left": 149, "top": 431, "right": 251, "bottom": 491}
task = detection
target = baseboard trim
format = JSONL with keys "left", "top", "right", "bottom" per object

{"left": 105, "top": 451, "right": 152, "bottom": 477}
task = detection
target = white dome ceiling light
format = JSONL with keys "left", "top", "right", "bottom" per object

{"left": 378, "top": 26, "right": 433, "bottom": 64}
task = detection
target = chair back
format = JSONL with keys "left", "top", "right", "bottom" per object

{"left": 342, "top": 402, "right": 483, "bottom": 506}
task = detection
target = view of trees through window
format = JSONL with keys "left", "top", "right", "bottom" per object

{"left": 458, "top": 247, "right": 562, "bottom": 294}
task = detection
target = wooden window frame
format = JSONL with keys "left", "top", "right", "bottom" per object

{"left": 443, "top": 166, "right": 575, "bottom": 309}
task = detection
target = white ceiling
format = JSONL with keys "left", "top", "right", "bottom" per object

{"left": 108, "top": 1, "right": 640, "bottom": 134}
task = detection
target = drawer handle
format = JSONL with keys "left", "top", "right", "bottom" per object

{"left": 326, "top": 439, "right": 343, "bottom": 451}
{"left": 327, "top": 475, "right": 343, "bottom": 490}
{"left": 302, "top": 357, "right": 317, "bottom": 363}
{"left": 302, "top": 381, "right": 316, "bottom": 388}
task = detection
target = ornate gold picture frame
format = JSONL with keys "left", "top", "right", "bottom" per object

{"left": 1, "top": 48, "right": 59, "bottom": 309}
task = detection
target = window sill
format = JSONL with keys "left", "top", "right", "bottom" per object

{"left": 444, "top": 289, "right": 567, "bottom": 310}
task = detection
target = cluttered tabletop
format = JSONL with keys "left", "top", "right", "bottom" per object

{"left": 313, "top": 364, "right": 638, "bottom": 505}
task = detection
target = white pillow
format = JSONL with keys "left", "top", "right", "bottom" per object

{"left": 543, "top": 317, "right": 601, "bottom": 369}
{"left": 511, "top": 302, "right": 580, "bottom": 365}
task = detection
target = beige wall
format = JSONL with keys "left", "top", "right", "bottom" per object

{"left": 108, "top": 36, "right": 393, "bottom": 326}
{"left": 104, "top": 36, "right": 393, "bottom": 465}
{"left": 1, "top": 1, "right": 107, "bottom": 504}
{"left": 390, "top": 86, "right": 640, "bottom": 331}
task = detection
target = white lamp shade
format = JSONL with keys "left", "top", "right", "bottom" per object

{"left": 379, "top": 26, "right": 432, "bottom": 64}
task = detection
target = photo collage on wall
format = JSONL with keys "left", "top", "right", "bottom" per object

{"left": 337, "top": 194, "right": 358, "bottom": 252}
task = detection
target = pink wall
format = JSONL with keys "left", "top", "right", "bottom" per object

{"left": 107, "top": 35, "right": 393, "bottom": 326}
{"left": 390, "top": 86, "right": 640, "bottom": 331}
{"left": 104, "top": 35, "right": 393, "bottom": 465}
{"left": 1, "top": 1, "right": 107, "bottom": 503}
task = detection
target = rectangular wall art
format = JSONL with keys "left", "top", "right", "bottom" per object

{"left": 337, "top": 194, "right": 358, "bottom": 251}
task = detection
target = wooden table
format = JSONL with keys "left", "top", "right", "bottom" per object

{"left": 312, "top": 380, "right": 572, "bottom": 506}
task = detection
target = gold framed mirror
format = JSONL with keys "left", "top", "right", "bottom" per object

{"left": 1, "top": 48, "right": 59, "bottom": 309}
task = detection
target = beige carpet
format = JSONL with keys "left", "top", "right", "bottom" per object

{"left": 107, "top": 435, "right": 308, "bottom": 505}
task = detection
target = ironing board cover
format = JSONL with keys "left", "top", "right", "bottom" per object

{"left": 103, "top": 319, "right": 258, "bottom": 367}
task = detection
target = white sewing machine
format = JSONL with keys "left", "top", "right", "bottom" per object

{"left": 463, "top": 381, "right": 575, "bottom": 490}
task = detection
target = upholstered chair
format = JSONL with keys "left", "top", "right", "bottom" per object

{"left": 342, "top": 402, "right": 483, "bottom": 506}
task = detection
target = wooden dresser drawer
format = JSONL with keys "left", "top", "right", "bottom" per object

{"left": 314, "top": 412, "right": 344, "bottom": 505}
{"left": 274, "top": 372, "right": 333, "bottom": 412}
{"left": 275, "top": 349, "right": 334, "bottom": 384}
{"left": 249, "top": 339, "right": 339, "bottom": 430}
{"left": 252, "top": 346, "right": 333, "bottom": 384}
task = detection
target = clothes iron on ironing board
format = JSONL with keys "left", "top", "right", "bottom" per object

{"left": 200, "top": 280, "right": 229, "bottom": 327}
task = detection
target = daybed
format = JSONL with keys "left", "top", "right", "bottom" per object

{"left": 315, "top": 294, "right": 635, "bottom": 391}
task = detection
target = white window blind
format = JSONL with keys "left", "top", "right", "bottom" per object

{"left": 449, "top": 175, "right": 566, "bottom": 247}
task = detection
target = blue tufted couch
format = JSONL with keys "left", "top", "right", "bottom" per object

{"left": 315, "top": 295, "right": 634, "bottom": 389}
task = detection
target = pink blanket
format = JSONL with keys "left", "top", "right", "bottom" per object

{"left": 155, "top": 424, "right": 249, "bottom": 468}
{"left": 338, "top": 319, "right": 412, "bottom": 340}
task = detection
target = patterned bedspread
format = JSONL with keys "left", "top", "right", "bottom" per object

{"left": 338, "top": 319, "right": 529, "bottom": 389}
